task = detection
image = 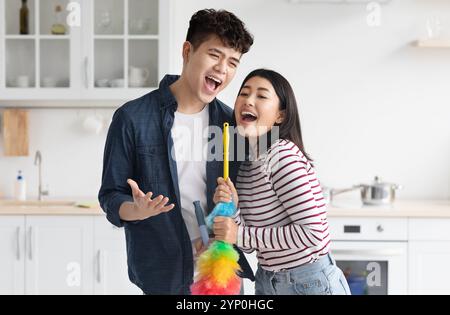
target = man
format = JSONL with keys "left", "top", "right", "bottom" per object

{"left": 98, "top": 9, "right": 254, "bottom": 295}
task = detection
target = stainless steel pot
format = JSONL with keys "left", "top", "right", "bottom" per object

{"left": 357, "top": 176, "right": 402, "bottom": 205}
{"left": 331, "top": 176, "right": 402, "bottom": 206}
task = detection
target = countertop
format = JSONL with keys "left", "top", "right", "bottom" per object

{"left": 0, "top": 198, "right": 449, "bottom": 218}
{"left": 328, "top": 199, "right": 450, "bottom": 218}
{"left": 0, "top": 198, "right": 104, "bottom": 216}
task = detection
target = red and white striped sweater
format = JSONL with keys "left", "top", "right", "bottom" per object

{"left": 234, "top": 139, "right": 331, "bottom": 271}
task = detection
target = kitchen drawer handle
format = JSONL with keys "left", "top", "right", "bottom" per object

{"left": 28, "top": 227, "right": 33, "bottom": 260}
{"left": 97, "top": 250, "right": 101, "bottom": 283}
{"left": 16, "top": 227, "right": 21, "bottom": 261}
{"left": 332, "top": 249, "right": 404, "bottom": 256}
{"left": 84, "top": 57, "right": 89, "bottom": 89}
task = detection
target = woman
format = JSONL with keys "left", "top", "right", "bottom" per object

{"left": 212, "top": 69, "right": 351, "bottom": 295}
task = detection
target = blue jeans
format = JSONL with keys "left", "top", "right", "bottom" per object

{"left": 255, "top": 254, "right": 351, "bottom": 295}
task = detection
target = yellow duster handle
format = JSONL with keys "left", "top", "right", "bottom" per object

{"left": 223, "top": 123, "right": 229, "bottom": 180}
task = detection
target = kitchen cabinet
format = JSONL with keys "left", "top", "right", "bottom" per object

{"left": 93, "top": 217, "right": 140, "bottom": 295}
{"left": 0, "top": 214, "right": 138, "bottom": 295}
{"left": 0, "top": 0, "right": 170, "bottom": 103}
{"left": 408, "top": 218, "right": 450, "bottom": 295}
{"left": 25, "top": 216, "right": 94, "bottom": 295}
{"left": 0, "top": 216, "right": 25, "bottom": 295}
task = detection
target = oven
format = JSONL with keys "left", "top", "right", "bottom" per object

{"left": 329, "top": 217, "right": 408, "bottom": 295}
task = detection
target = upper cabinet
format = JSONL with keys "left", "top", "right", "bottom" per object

{"left": 0, "top": 0, "right": 170, "bottom": 103}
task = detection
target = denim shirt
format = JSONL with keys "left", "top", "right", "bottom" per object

{"left": 98, "top": 75, "right": 254, "bottom": 295}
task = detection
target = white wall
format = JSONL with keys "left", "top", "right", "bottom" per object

{"left": 0, "top": 0, "right": 449, "bottom": 200}
{"left": 0, "top": 108, "right": 115, "bottom": 199}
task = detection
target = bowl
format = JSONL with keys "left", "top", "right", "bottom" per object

{"left": 95, "top": 79, "right": 110, "bottom": 88}
{"left": 109, "top": 79, "right": 124, "bottom": 88}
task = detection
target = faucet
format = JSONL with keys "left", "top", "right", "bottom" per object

{"left": 34, "top": 150, "right": 49, "bottom": 201}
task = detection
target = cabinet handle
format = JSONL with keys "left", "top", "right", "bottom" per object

{"left": 84, "top": 57, "right": 89, "bottom": 88}
{"left": 16, "top": 227, "right": 21, "bottom": 261}
{"left": 97, "top": 250, "right": 101, "bottom": 283}
{"left": 28, "top": 227, "right": 33, "bottom": 260}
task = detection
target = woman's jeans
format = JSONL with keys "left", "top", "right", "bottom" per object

{"left": 255, "top": 254, "right": 351, "bottom": 295}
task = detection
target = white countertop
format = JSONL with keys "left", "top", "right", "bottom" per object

{"left": 328, "top": 199, "right": 450, "bottom": 218}
{"left": 1, "top": 198, "right": 449, "bottom": 218}
{"left": 0, "top": 198, "right": 104, "bottom": 216}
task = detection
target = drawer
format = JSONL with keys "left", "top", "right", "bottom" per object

{"left": 409, "top": 218, "right": 450, "bottom": 241}
{"left": 328, "top": 217, "right": 408, "bottom": 241}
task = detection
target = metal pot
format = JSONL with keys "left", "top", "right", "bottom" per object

{"left": 330, "top": 176, "right": 402, "bottom": 206}
{"left": 356, "top": 176, "right": 402, "bottom": 205}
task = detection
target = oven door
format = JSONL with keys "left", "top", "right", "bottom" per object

{"left": 331, "top": 241, "right": 408, "bottom": 295}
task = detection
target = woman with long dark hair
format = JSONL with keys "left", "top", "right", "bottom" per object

{"left": 212, "top": 69, "right": 350, "bottom": 295}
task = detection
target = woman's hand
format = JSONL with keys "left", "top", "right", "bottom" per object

{"left": 213, "top": 177, "right": 239, "bottom": 206}
{"left": 213, "top": 217, "right": 238, "bottom": 244}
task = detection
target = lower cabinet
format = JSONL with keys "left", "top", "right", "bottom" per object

{"left": 2, "top": 215, "right": 450, "bottom": 295}
{"left": 93, "top": 217, "right": 141, "bottom": 295}
{"left": 408, "top": 219, "right": 450, "bottom": 295}
{"left": 0, "top": 215, "right": 139, "bottom": 295}
{"left": 0, "top": 216, "right": 25, "bottom": 295}
{"left": 25, "top": 216, "right": 94, "bottom": 295}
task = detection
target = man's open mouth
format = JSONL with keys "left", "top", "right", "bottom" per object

{"left": 205, "top": 75, "right": 223, "bottom": 92}
{"left": 241, "top": 111, "right": 258, "bottom": 122}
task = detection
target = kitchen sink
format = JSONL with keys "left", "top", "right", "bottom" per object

{"left": 0, "top": 200, "right": 77, "bottom": 207}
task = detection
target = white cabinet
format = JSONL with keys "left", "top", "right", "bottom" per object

{"left": 93, "top": 217, "right": 140, "bottom": 295}
{"left": 0, "top": 216, "right": 25, "bottom": 295}
{"left": 0, "top": 0, "right": 170, "bottom": 102}
{"left": 408, "top": 218, "right": 450, "bottom": 295}
{"left": 0, "top": 214, "right": 138, "bottom": 295}
{"left": 24, "top": 216, "right": 94, "bottom": 295}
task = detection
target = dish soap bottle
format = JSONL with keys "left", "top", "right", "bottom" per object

{"left": 51, "top": 4, "right": 66, "bottom": 35}
{"left": 20, "top": 0, "right": 29, "bottom": 35}
{"left": 14, "top": 171, "right": 27, "bottom": 201}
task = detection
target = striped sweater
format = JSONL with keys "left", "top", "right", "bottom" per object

{"left": 234, "top": 139, "right": 331, "bottom": 271}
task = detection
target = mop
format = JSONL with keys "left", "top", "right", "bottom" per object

{"left": 191, "top": 123, "right": 242, "bottom": 295}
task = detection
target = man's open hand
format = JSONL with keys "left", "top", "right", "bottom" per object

{"left": 127, "top": 179, "right": 175, "bottom": 220}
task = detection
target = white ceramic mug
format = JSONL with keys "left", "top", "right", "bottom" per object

{"left": 129, "top": 67, "right": 149, "bottom": 87}
{"left": 16, "top": 75, "right": 30, "bottom": 88}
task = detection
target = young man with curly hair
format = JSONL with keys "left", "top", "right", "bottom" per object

{"left": 99, "top": 9, "right": 254, "bottom": 295}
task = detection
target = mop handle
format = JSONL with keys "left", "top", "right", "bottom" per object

{"left": 193, "top": 201, "right": 209, "bottom": 247}
{"left": 223, "top": 123, "right": 229, "bottom": 180}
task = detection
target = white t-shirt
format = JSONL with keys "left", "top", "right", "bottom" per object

{"left": 171, "top": 105, "right": 209, "bottom": 246}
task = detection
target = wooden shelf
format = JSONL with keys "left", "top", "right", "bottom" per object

{"left": 414, "top": 39, "right": 450, "bottom": 48}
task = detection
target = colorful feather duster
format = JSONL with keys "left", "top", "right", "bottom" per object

{"left": 191, "top": 123, "right": 242, "bottom": 295}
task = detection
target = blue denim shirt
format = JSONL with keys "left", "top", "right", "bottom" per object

{"left": 98, "top": 75, "right": 254, "bottom": 295}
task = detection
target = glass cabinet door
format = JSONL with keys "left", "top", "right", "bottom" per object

{"left": 39, "top": 0, "right": 71, "bottom": 89}
{"left": 91, "top": 0, "right": 159, "bottom": 91}
{"left": 3, "top": 0, "right": 74, "bottom": 91}
{"left": 4, "top": 0, "right": 37, "bottom": 89}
